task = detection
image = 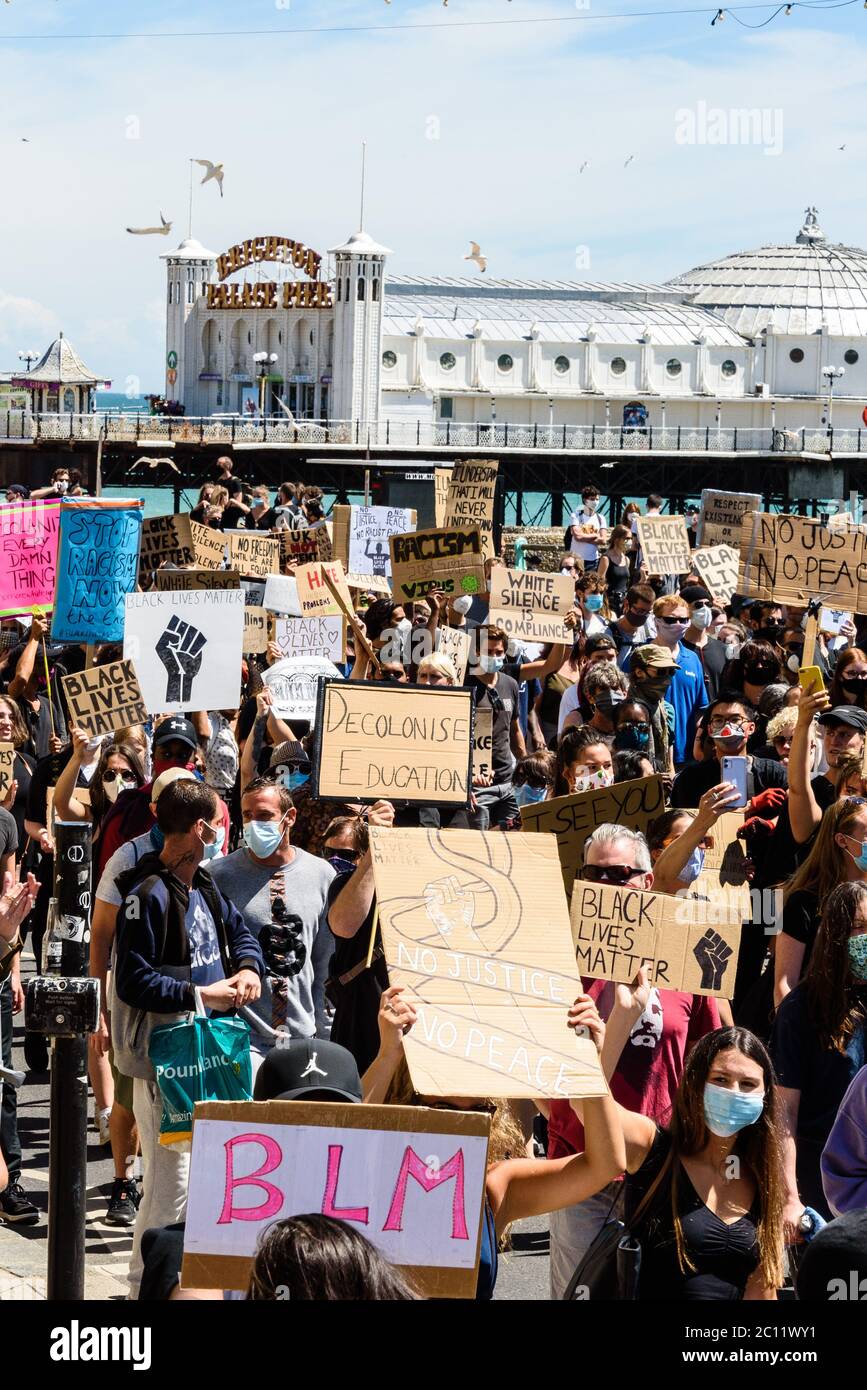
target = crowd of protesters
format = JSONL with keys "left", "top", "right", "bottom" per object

{"left": 0, "top": 469, "right": 865, "bottom": 1303}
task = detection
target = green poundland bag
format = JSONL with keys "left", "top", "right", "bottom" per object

{"left": 149, "top": 1013, "right": 253, "bottom": 1147}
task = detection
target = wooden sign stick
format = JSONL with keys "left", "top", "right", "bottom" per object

{"left": 802, "top": 614, "right": 818, "bottom": 669}
{"left": 321, "top": 567, "right": 382, "bottom": 675}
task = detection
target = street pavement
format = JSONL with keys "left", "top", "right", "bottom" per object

{"left": 1, "top": 955, "right": 550, "bottom": 1302}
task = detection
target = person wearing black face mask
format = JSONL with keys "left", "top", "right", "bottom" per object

{"left": 829, "top": 649, "right": 867, "bottom": 709}
{"left": 721, "top": 641, "right": 783, "bottom": 751}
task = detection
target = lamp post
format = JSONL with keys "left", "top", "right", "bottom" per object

{"left": 17, "top": 349, "right": 38, "bottom": 372}
{"left": 822, "top": 364, "right": 845, "bottom": 434}
{"left": 253, "top": 351, "right": 278, "bottom": 416}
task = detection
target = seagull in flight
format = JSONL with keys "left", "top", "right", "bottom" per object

{"left": 839, "top": 144, "right": 847, "bottom": 151}
{"left": 463, "top": 241, "right": 487, "bottom": 274}
{"left": 623, "top": 154, "right": 635, "bottom": 167}
{"left": 130, "top": 456, "right": 180, "bottom": 474}
{"left": 194, "top": 158, "right": 224, "bottom": 197}
{"left": 126, "top": 212, "right": 173, "bottom": 237}
{"left": 579, "top": 160, "right": 590, "bottom": 173}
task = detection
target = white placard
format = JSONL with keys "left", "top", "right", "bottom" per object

{"left": 347, "top": 506, "right": 413, "bottom": 580}
{"left": 273, "top": 616, "right": 344, "bottom": 662}
{"left": 123, "top": 589, "right": 244, "bottom": 715}
{"left": 262, "top": 657, "right": 343, "bottom": 722}
{"left": 819, "top": 606, "right": 852, "bottom": 636}
{"left": 184, "top": 1116, "right": 488, "bottom": 1271}
{"left": 263, "top": 573, "right": 302, "bottom": 616}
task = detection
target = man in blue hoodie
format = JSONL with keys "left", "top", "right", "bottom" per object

{"left": 112, "top": 778, "right": 263, "bottom": 1299}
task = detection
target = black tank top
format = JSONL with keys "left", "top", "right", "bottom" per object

{"left": 605, "top": 552, "right": 630, "bottom": 595}
{"left": 624, "top": 1129, "right": 761, "bottom": 1300}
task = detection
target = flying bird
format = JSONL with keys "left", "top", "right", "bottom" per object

{"left": 623, "top": 154, "right": 635, "bottom": 167}
{"left": 130, "top": 456, "right": 180, "bottom": 474}
{"left": 126, "top": 212, "right": 172, "bottom": 236}
{"left": 839, "top": 144, "right": 847, "bottom": 151}
{"left": 579, "top": 160, "right": 590, "bottom": 173}
{"left": 194, "top": 158, "right": 224, "bottom": 197}
{"left": 464, "top": 241, "right": 487, "bottom": 274}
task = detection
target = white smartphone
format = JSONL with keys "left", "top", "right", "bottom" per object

{"left": 720, "top": 755, "right": 748, "bottom": 810}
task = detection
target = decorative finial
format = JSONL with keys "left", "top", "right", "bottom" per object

{"left": 796, "top": 206, "right": 826, "bottom": 244}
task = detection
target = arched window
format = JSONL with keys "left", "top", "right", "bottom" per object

{"left": 337, "top": 278, "right": 342, "bottom": 302}
{"left": 372, "top": 278, "right": 380, "bottom": 302}
{"left": 186, "top": 281, "right": 194, "bottom": 305}
{"left": 357, "top": 277, "right": 365, "bottom": 301}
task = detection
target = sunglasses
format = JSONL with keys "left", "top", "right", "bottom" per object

{"left": 657, "top": 616, "right": 688, "bottom": 626}
{"left": 582, "top": 864, "right": 646, "bottom": 886}
{"left": 102, "top": 769, "right": 134, "bottom": 784}
{"left": 325, "top": 846, "right": 361, "bottom": 862}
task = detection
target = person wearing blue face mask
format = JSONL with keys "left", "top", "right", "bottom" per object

{"left": 609, "top": 1022, "right": 786, "bottom": 1300}
{"left": 210, "top": 776, "right": 337, "bottom": 1075}
{"left": 772, "top": 879, "right": 867, "bottom": 1231}
{"left": 111, "top": 779, "right": 263, "bottom": 1299}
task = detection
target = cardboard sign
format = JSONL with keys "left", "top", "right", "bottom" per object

{"left": 60, "top": 659, "right": 147, "bottom": 736}
{"left": 345, "top": 572, "right": 391, "bottom": 595}
{"left": 434, "top": 468, "right": 452, "bottom": 528}
{"left": 0, "top": 743, "right": 14, "bottom": 800}
{"left": 155, "top": 569, "right": 241, "bottom": 593}
{"left": 635, "top": 514, "right": 691, "bottom": 576}
{"left": 181, "top": 1100, "right": 490, "bottom": 1299}
{"left": 345, "top": 506, "right": 414, "bottom": 580}
{"left": 436, "top": 625, "right": 471, "bottom": 684}
{"left": 262, "top": 657, "right": 343, "bottom": 722}
{"left": 52, "top": 499, "right": 143, "bottom": 645}
{"left": 571, "top": 880, "right": 741, "bottom": 999}
{"left": 123, "top": 589, "right": 244, "bottom": 715}
{"left": 370, "top": 826, "right": 608, "bottom": 1099}
{"left": 819, "top": 606, "right": 852, "bottom": 635}
{"left": 273, "top": 616, "right": 344, "bottom": 663}
{"left": 227, "top": 533, "right": 280, "bottom": 580}
{"left": 488, "top": 565, "right": 574, "bottom": 644}
{"left": 691, "top": 545, "right": 740, "bottom": 604}
{"left": 442, "top": 460, "right": 498, "bottom": 561}
{"left": 390, "top": 526, "right": 486, "bottom": 603}
{"left": 0, "top": 501, "right": 60, "bottom": 618}
{"left": 472, "top": 706, "right": 493, "bottom": 781}
{"left": 520, "top": 774, "right": 666, "bottom": 895}
{"left": 139, "top": 514, "right": 225, "bottom": 575}
{"left": 243, "top": 606, "right": 269, "bottom": 654}
{"left": 698, "top": 490, "right": 761, "bottom": 547}
{"left": 320, "top": 569, "right": 381, "bottom": 674}
{"left": 502, "top": 526, "right": 579, "bottom": 574}
{"left": 313, "top": 680, "right": 473, "bottom": 805}
{"left": 262, "top": 573, "right": 302, "bottom": 616}
{"left": 295, "top": 561, "right": 355, "bottom": 617}
{"left": 738, "top": 511, "right": 865, "bottom": 609}
{"left": 241, "top": 580, "right": 265, "bottom": 607}
{"left": 278, "top": 526, "right": 332, "bottom": 569}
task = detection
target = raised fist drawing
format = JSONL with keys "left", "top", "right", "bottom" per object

{"left": 156, "top": 617, "right": 207, "bottom": 704}
{"left": 423, "top": 875, "right": 475, "bottom": 941}
{"left": 692, "top": 929, "right": 734, "bottom": 992}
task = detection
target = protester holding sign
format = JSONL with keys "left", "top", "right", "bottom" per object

{"left": 468, "top": 627, "right": 526, "bottom": 828}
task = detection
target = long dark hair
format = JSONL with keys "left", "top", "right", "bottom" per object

{"left": 247, "top": 1215, "right": 420, "bottom": 1300}
{"left": 720, "top": 639, "right": 781, "bottom": 693}
{"left": 89, "top": 740, "right": 146, "bottom": 827}
{"left": 804, "top": 880, "right": 867, "bottom": 1052}
{"left": 553, "top": 725, "right": 610, "bottom": 797}
{"left": 654, "top": 1027, "right": 785, "bottom": 1290}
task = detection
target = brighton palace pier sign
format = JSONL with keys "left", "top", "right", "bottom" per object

{"left": 206, "top": 236, "right": 333, "bottom": 310}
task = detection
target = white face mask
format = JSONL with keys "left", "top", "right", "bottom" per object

{"left": 452, "top": 594, "right": 473, "bottom": 616}
{"left": 691, "top": 606, "right": 713, "bottom": 631}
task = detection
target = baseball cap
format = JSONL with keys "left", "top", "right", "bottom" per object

{"left": 633, "top": 643, "right": 679, "bottom": 671}
{"left": 150, "top": 767, "right": 197, "bottom": 803}
{"left": 817, "top": 705, "right": 867, "bottom": 733}
{"left": 152, "top": 716, "right": 198, "bottom": 752}
{"left": 252, "top": 1039, "right": 362, "bottom": 1103}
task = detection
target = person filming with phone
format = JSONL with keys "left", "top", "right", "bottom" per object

{"left": 671, "top": 693, "right": 788, "bottom": 813}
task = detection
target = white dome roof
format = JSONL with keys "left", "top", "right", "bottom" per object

{"left": 667, "top": 208, "right": 867, "bottom": 337}
{"left": 328, "top": 228, "right": 393, "bottom": 257}
{"left": 160, "top": 237, "right": 217, "bottom": 262}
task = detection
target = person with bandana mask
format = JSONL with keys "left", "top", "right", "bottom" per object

{"left": 210, "top": 777, "right": 336, "bottom": 1074}
{"left": 112, "top": 778, "right": 263, "bottom": 1300}
{"left": 671, "top": 694, "right": 788, "bottom": 810}
{"left": 611, "top": 1025, "right": 785, "bottom": 1300}
{"left": 96, "top": 717, "right": 231, "bottom": 877}
{"left": 628, "top": 645, "right": 678, "bottom": 775}
{"left": 773, "top": 879, "right": 867, "bottom": 1230}
{"left": 652, "top": 595, "right": 707, "bottom": 767}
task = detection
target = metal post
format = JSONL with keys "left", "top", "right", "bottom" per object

{"left": 45, "top": 821, "right": 92, "bottom": 1302}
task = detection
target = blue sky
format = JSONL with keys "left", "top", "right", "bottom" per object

{"left": 1, "top": 0, "right": 865, "bottom": 394}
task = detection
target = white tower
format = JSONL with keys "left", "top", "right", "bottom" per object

{"left": 160, "top": 238, "right": 217, "bottom": 409}
{"left": 328, "top": 229, "right": 392, "bottom": 424}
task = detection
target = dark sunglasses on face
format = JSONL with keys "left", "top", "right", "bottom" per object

{"left": 582, "top": 863, "right": 646, "bottom": 886}
{"left": 325, "top": 846, "right": 361, "bottom": 862}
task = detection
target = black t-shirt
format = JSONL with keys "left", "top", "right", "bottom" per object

{"left": 671, "top": 756, "right": 787, "bottom": 808}
{"left": 624, "top": 1128, "right": 760, "bottom": 1301}
{"left": 759, "top": 774, "right": 836, "bottom": 888}
{"left": 6, "top": 750, "right": 34, "bottom": 848}
{"left": 17, "top": 692, "right": 67, "bottom": 760}
{"left": 326, "top": 870, "right": 389, "bottom": 1075}
{"left": 221, "top": 503, "right": 249, "bottom": 530}
{"left": 682, "top": 637, "right": 728, "bottom": 703}
{"left": 0, "top": 806, "right": 18, "bottom": 862}
{"left": 780, "top": 887, "right": 821, "bottom": 977}
{"left": 257, "top": 508, "right": 278, "bottom": 531}
{"left": 771, "top": 983, "right": 867, "bottom": 1145}
{"left": 470, "top": 673, "right": 519, "bottom": 784}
